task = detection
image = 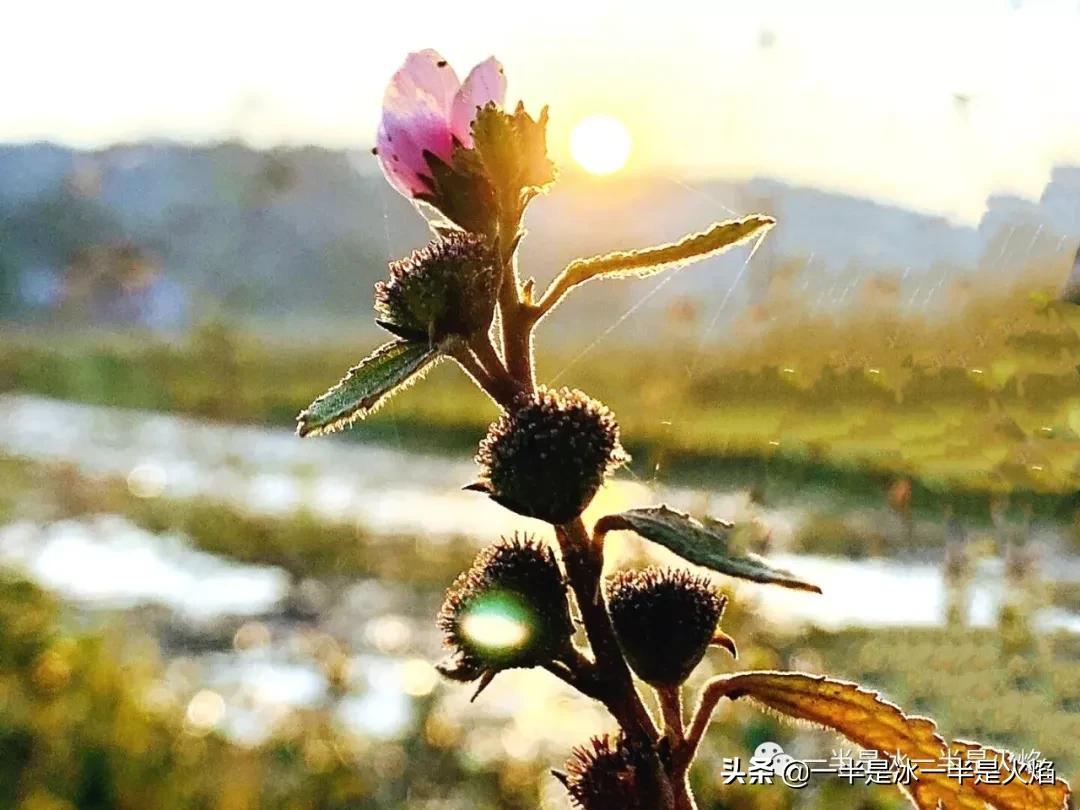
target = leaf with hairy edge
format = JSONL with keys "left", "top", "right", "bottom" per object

{"left": 540, "top": 215, "right": 774, "bottom": 314}
{"left": 471, "top": 102, "right": 556, "bottom": 202}
{"left": 595, "top": 505, "right": 821, "bottom": 593}
{"left": 296, "top": 340, "right": 439, "bottom": 437}
{"left": 702, "top": 671, "right": 1070, "bottom": 810}
{"left": 950, "top": 740, "right": 1070, "bottom": 810}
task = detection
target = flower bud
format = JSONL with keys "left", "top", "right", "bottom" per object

{"left": 606, "top": 567, "right": 730, "bottom": 687}
{"left": 471, "top": 387, "right": 628, "bottom": 524}
{"left": 436, "top": 535, "right": 573, "bottom": 681}
{"left": 560, "top": 734, "right": 664, "bottom": 810}
{"left": 374, "top": 232, "right": 498, "bottom": 343}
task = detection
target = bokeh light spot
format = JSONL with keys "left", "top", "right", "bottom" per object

{"left": 185, "top": 689, "right": 225, "bottom": 733}
{"left": 399, "top": 658, "right": 438, "bottom": 697}
{"left": 460, "top": 593, "right": 530, "bottom": 653}
{"left": 127, "top": 463, "right": 166, "bottom": 498}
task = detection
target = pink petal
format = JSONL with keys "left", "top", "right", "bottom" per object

{"left": 385, "top": 49, "right": 460, "bottom": 118}
{"left": 376, "top": 120, "right": 430, "bottom": 197}
{"left": 377, "top": 50, "right": 461, "bottom": 197}
{"left": 450, "top": 57, "right": 507, "bottom": 147}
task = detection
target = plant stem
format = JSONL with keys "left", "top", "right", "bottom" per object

{"left": 498, "top": 273, "right": 535, "bottom": 388}
{"left": 532, "top": 267, "right": 577, "bottom": 322}
{"left": 469, "top": 333, "right": 512, "bottom": 385}
{"left": 681, "top": 675, "right": 734, "bottom": 770}
{"left": 555, "top": 520, "right": 658, "bottom": 742}
{"left": 449, "top": 347, "right": 518, "bottom": 406}
{"left": 658, "top": 685, "right": 685, "bottom": 741}
{"left": 542, "top": 653, "right": 601, "bottom": 700}
{"left": 496, "top": 208, "right": 683, "bottom": 808}
{"left": 480, "top": 229, "right": 633, "bottom": 721}
{"left": 659, "top": 685, "right": 699, "bottom": 809}
{"left": 496, "top": 211, "right": 536, "bottom": 390}
{"left": 670, "top": 773, "right": 698, "bottom": 810}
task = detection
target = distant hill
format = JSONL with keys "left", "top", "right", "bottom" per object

{"left": 1, "top": 141, "right": 1078, "bottom": 338}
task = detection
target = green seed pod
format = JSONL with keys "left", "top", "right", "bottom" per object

{"left": 374, "top": 231, "right": 498, "bottom": 343}
{"left": 471, "top": 387, "right": 628, "bottom": 524}
{"left": 436, "top": 535, "right": 573, "bottom": 679}
{"left": 560, "top": 734, "right": 663, "bottom": 810}
{"left": 606, "top": 567, "right": 730, "bottom": 687}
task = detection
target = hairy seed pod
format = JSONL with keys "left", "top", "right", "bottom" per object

{"left": 472, "top": 387, "right": 628, "bottom": 524}
{"left": 561, "top": 734, "right": 664, "bottom": 810}
{"left": 606, "top": 567, "right": 729, "bottom": 687}
{"left": 434, "top": 649, "right": 488, "bottom": 684}
{"left": 374, "top": 231, "right": 498, "bottom": 343}
{"left": 436, "top": 534, "right": 573, "bottom": 679}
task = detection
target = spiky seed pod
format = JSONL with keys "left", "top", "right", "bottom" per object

{"left": 434, "top": 649, "right": 487, "bottom": 684}
{"left": 472, "top": 387, "right": 628, "bottom": 524}
{"left": 606, "top": 567, "right": 729, "bottom": 687}
{"left": 436, "top": 535, "right": 574, "bottom": 679}
{"left": 374, "top": 231, "right": 498, "bottom": 343}
{"left": 561, "top": 734, "right": 664, "bottom": 810}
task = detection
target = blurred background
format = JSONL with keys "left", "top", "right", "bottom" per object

{"left": 3, "top": 1, "right": 1080, "bottom": 807}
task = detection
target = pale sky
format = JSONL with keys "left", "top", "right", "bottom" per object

{"left": 4, "top": 0, "right": 1080, "bottom": 222}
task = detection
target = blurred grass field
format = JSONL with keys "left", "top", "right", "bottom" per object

{"left": 6, "top": 274, "right": 1080, "bottom": 517}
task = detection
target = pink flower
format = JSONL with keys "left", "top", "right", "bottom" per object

{"left": 376, "top": 50, "right": 507, "bottom": 198}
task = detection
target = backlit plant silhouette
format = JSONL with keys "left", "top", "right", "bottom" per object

{"left": 298, "top": 50, "right": 1071, "bottom": 810}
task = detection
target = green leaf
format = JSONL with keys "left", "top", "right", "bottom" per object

{"left": 594, "top": 505, "right": 821, "bottom": 593}
{"left": 415, "top": 149, "right": 498, "bottom": 237}
{"left": 296, "top": 340, "right": 439, "bottom": 437}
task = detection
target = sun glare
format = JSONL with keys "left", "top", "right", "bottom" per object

{"left": 570, "top": 115, "right": 632, "bottom": 175}
{"left": 460, "top": 597, "right": 530, "bottom": 652}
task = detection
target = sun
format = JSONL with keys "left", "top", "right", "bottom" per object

{"left": 570, "top": 115, "right": 632, "bottom": 175}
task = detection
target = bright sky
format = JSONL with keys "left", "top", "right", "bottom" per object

{"left": 4, "top": 0, "right": 1080, "bottom": 222}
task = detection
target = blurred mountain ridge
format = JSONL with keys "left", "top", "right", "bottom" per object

{"left": 1, "top": 141, "right": 1078, "bottom": 337}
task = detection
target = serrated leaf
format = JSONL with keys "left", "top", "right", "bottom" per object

{"left": 471, "top": 102, "right": 556, "bottom": 204}
{"left": 564, "top": 215, "right": 773, "bottom": 286}
{"left": 415, "top": 149, "right": 498, "bottom": 236}
{"left": 594, "top": 505, "right": 821, "bottom": 593}
{"left": 296, "top": 340, "right": 439, "bottom": 437}
{"left": 705, "top": 671, "right": 1070, "bottom": 810}
{"left": 949, "top": 740, "right": 1070, "bottom": 810}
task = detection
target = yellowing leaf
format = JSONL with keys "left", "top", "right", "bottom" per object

{"left": 704, "top": 671, "right": 1070, "bottom": 810}
{"left": 471, "top": 102, "right": 555, "bottom": 203}
{"left": 951, "top": 741, "right": 1071, "bottom": 810}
